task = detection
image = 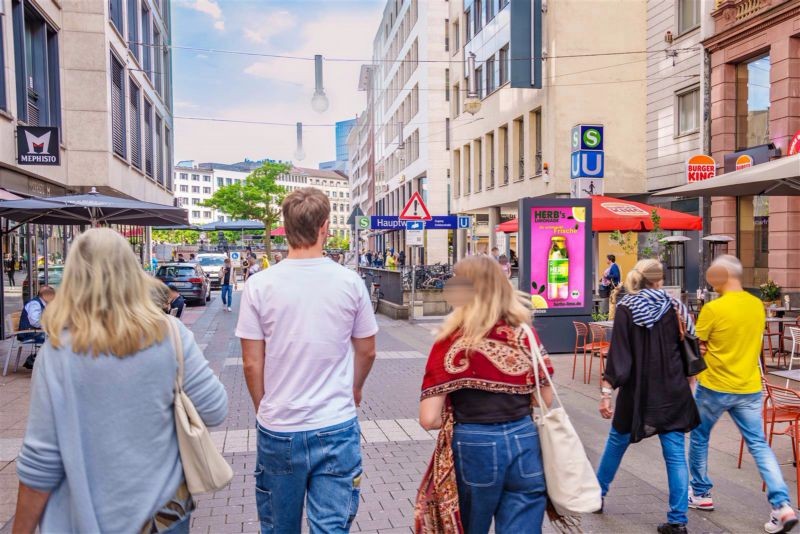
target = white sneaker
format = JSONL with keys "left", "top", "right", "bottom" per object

{"left": 765, "top": 504, "right": 798, "bottom": 533}
{"left": 227, "top": 307, "right": 232, "bottom": 312}
{"left": 688, "top": 488, "right": 714, "bottom": 511}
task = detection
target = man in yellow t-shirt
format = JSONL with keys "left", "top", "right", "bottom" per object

{"left": 688, "top": 255, "right": 796, "bottom": 533}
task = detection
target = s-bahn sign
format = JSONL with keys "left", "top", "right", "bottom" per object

{"left": 686, "top": 154, "right": 716, "bottom": 183}
{"left": 17, "top": 126, "right": 60, "bottom": 166}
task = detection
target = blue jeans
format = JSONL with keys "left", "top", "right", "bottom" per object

{"left": 254, "top": 418, "right": 362, "bottom": 534}
{"left": 220, "top": 284, "right": 233, "bottom": 307}
{"left": 690, "top": 384, "right": 791, "bottom": 508}
{"left": 597, "top": 427, "right": 689, "bottom": 524}
{"left": 452, "top": 417, "right": 547, "bottom": 534}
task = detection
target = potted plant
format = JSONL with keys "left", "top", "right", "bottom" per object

{"left": 759, "top": 279, "right": 782, "bottom": 311}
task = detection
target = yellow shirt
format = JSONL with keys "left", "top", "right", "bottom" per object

{"left": 695, "top": 290, "right": 764, "bottom": 394}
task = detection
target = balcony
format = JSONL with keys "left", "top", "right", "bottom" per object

{"left": 712, "top": 0, "right": 783, "bottom": 32}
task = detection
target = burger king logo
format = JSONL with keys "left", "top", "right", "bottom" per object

{"left": 687, "top": 155, "right": 716, "bottom": 183}
{"left": 735, "top": 154, "right": 753, "bottom": 170}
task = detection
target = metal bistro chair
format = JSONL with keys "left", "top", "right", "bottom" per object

{"left": 763, "top": 382, "right": 800, "bottom": 506}
{"left": 3, "top": 312, "right": 42, "bottom": 376}
{"left": 571, "top": 322, "right": 590, "bottom": 383}
{"left": 737, "top": 379, "right": 797, "bottom": 469}
{"left": 784, "top": 327, "right": 800, "bottom": 386}
{"left": 587, "top": 323, "right": 611, "bottom": 385}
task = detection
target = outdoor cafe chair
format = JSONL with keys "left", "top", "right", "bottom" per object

{"left": 784, "top": 327, "right": 800, "bottom": 386}
{"left": 571, "top": 322, "right": 590, "bottom": 383}
{"left": 763, "top": 382, "right": 800, "bottom": 506}
{"left": 587, "top": 323, "right": 611, "bottom": 385}
{"left": 765, "top": 322, "right": 783, "bottom": 366}
{"left": 3, "top": 312, "right": 42, "bottom": 376}
{"left": 737, "top": 379, "right": 796, "bottom": 469}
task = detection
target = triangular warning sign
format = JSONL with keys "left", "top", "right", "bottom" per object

{"left": 399, "top": 191, "right": 432, "bottom": 221}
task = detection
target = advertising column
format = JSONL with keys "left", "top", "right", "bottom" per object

{"left": 519, "top": 198, "right": 592, "bottom": 353}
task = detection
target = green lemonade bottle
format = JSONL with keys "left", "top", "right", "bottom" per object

{"left": 547, "top": 236, "right": 569, "bottom": 300}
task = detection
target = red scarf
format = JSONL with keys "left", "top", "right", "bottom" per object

{"left": 414, "top": 322, "right": 552, "bottom": 533}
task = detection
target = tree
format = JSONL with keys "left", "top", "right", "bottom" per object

{"left": 609, "top": 209, "right": 667, "bottom": 260}
{"left": 152, "top": 229, "right": 199, "bottom": 244}
{"left": 202, "top": 162, "right": 288, "bottom": 256}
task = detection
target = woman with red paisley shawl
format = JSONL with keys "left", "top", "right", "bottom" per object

{"left": 414, "top": 256, "right": 554, "bottom": 534}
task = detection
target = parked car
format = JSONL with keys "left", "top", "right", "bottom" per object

{"left": 22, "top": 265, "right": 65, "bottom": 302}
{"left": 155, "top": 263, "right": 211, "bottom": 305}
{"left": 195, "top": 253, "right": 227, "bottom": 289}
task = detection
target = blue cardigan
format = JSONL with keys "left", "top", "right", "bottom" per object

{"left": 17, "top": 321, "right": 228, "bottom": 533}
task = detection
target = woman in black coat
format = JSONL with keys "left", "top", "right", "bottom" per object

{"left": 596, "top": 258, "right": 699, "bottom": 534}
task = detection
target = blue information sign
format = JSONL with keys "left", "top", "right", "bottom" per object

{"left": 371, "top": 215, "right": 460, "bottom": 230}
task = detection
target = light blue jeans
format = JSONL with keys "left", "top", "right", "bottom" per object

{"left": 452, "top": 416, "right": 548, "bottom": 533}
{"left": 254, "top": 418, "right": 361, "bottom": 533}
{"left": 597, "top": 427, "right": 689, "bottom": 524}
{"left": 690, "top": 384, "right": 791, "bottom": 508}
{"left": 220, "top": 284, "right": 233, "bottom": 308}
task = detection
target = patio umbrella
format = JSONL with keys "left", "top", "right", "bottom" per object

{"left": 0, "top": 188, "right": 189, "bottom": 227}
{"left": 496, "top": 195, "right": 703, "bottom": 233}
{"left": 654, "top": 154, "right": 800, "bottom": 197}
{"left": 199, "top": 220, "right": 265, "bottom": 232}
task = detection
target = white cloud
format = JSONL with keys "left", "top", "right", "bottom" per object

{"left": 178, "top": 0, "right": 225, "bottom": 31}
{"left": 243, "top": 11, "right": 297, "bottom": 44}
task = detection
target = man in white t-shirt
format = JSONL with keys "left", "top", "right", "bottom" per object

{"left": 236, "top": 187, "right": 378, "bottom": 533}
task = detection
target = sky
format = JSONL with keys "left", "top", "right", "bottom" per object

{"left": 172, "top": 0, "right": 384, "bottom": 167}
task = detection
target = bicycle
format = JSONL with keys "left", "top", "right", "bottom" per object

{"left": 362, "top": 272, "right": 383, "bottom": 313}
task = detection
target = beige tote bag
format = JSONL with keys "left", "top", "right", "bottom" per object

{"left": 521, "top": 323, "right": 602, "bottom": 516}
{"left": 167, "top": 317, "right": 233, "bottom": 494}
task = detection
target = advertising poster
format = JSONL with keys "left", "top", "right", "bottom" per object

{"left": 528, "top": 205, "right": 588, "bottom": 314}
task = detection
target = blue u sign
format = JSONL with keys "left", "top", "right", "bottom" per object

{"left": 570, "top": 150, "right": 605, "bottom": 178}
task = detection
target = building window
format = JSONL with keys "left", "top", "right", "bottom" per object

{"left": 179, "top": 185, "right": 187, "bottom": 192}
{"left": 500, "top": 125, "right": 509, "bottom": 185}
{"left": 0, "top": 13, "right": 6, "bottom": 110}
{"left": 192, "top": 198, "right": 199, "bottom": 205}
{"left": 487, "top": 132, "right": 495, "bottom": 188}
{"left": 531, "top": 109, "right": 542, "bottom": 175}
{"left": 486, "top": 0, "right": 495, "bottom": 22}
{"left": 110, "top": 53, "right": 126, "bottom": 158}
{"left": 191, "top": 174, "right": 199, "bottom": 181}
{"left": 678, "top": 0, "right": 700, "bottom": 34}
{"left": 165, "top": 126, "right": 173, "bottom": 191}
{"left": 13, "top": 3, "right": 61, "bottom": 128}
{"left": 179, "top": 173, "right": 188, "bottom": 180}
{"left": 109, "top": 0, "right": 124, "bottom": 34}
{"left": 474, "top": 0, "right": 483, "bottom": 35}
{"left": 191, "top": 186, "right": 199, "bottom": 193}
{"left": 453, "top": 82, "right": 460, "bottom": 117}
{"left": 141, "top": 4, "right": 151, "bottom": 80}
{"left": 444, "top": 18, "right": 449, "bottom": 51}
{"left": 736, "top": 55, "right": 770, "bottom": 150}
{"left": 453, "top": 19, "right": 460, "bottom": 52}
{"left": 464, "top": 144, "right": 471, "bottom": 194}
{"left": 191, "top": 210, "right": 200, "bottom": 218}
{"left": 226, "top": 178, "right": 232, "bottom": 185}
{"left": 155, "top": 114, "right": 163, "bottom": 184}
{"left": 676, "top": 87, "right": 699, "bottom": 135}
{"left": 129, "top": 79, "right": 142, "bottom": 169}
{"left": 499, "top": 45, "right": 509, "bottom": 85}
{"left": 465, "top": 7, "right": 473, "bottom": 42}
{"left": 203, "top": 187, "right": 211, "bottom": 194}
{"left": 445, "top": 68, "right": 450, "bottom": 101}
{"left": 143, "top": 99, "right": 153, "bottom": 177}
{"left": 153, "top": 27, "right": 162, "bottom": 95}
{"left": 486, "top": 56, "right": 495, "bottom": 94}
{"left": 163, "top": 45, "right": 171, "bottom": 109}
{"left": 738, "top": 196, "right": 769, "bottom": 288}
{"left": 217, "top": 177, "right": 224, "bottom": 187}
{"left": 475, "top": 66, "right": 483, "bottom": 99}
{"left": 203, "top": 175, "right": 211, "bottom": 182}
{"left": 515, "top": 117, "right": 524, "bottom": 180}
{"left": 203, "top": 211, "right": 211, "bottom": 219}
{"left": 128, "top": 0, "right": 139, "bottom": 61}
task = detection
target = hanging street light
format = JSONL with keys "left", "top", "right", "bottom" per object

{"left": 464, "top": 52, "right": 482, "bottom": 116}
{"left": 311, "top": 54, "right": 330, "bottom": 113}
{"left": 294, "top": 122, "right": 306, "bottom": 161}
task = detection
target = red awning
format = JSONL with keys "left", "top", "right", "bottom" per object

{"left": 496, "top": 195, "right": 703, "bottom": 233}
{"left": 270, "top": 226, "right": 286, "bottom": 236}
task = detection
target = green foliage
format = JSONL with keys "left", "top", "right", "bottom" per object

{"left": 759, "top": 279, "right": 781, "bottom": 302}
{"left": 208, "top": 231, "right": 240, "bottom": 244}
{"left": 609, "top": 209, "right": 666, "bottom": 260}
{"left": 592, "top": 311, "right": 609, "bottom": 322}
{"left": 326, "top": 235, "right": 350, "bottom": 250}
{"left": 202, "top": 162, "right": 289, "bottom": 255}
{"left": 152, "top": 229, "right": 199, "bottom": 244}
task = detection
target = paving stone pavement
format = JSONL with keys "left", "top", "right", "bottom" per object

{"left": 0, "top": 289, "right": 797, "bottom": 533}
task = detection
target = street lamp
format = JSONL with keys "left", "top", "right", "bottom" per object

{"left": 311, "top": 54, "right": 330, "bottom": 113}
{"left": 294, "top": 122, "right": 305, "bottom": 161}
{"left": 464, "top": 52, "right": 482, "bottom": 116}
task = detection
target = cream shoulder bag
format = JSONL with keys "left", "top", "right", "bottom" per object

{"left": 521, "top": 323, "right": 602, "bottom": 516}
{"left": 167, "top": 317, "right": 233, "bottom": 494}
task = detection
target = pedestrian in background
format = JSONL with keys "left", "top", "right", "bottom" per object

{"left": 498, "top": 254, "right": 512, "bottom": 279}
{"left": 386, "top": 252, "right": 397, "bottom": 270}
{"left": 490, "top": 246, "right": 500, "bottom": 261}
{"left": 220, "top": 258, "right": 235, "bottom": 312}
{"left": 166, "top": 284, "right": 186, "bottom": 319}
{"left": 13, "top": 228, "right": 228, "bottom": 534}
{"left": 273, "top": 252, "right": 283, "bottom": 264}
{"left": 19, "top": 285, "right": 56, "bottom": 369}
{"left": 688, "top": 255, "right": 797, "bottom": 534}
{"left": 596, "top": 259, "right": 699, "bottom": 534}
{"left": 599, "top": 254, "right": 621, "bottom": 298}
{"left": 416, "top": 255, "right": 553, "bottom": 533}
{"left": 237, "top": 188, "right": 378, "bottom": 533}
{"left": 5, "top": 254, "right": 16, "bottom": 287}
{"left": 398, "top": 250, "right": 406, "bottom": 268}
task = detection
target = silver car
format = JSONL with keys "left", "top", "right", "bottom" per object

{"left": 196, "top": 253, "right": 227, "bottom": 289}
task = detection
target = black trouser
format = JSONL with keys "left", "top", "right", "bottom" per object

{"left": 7, "top": 272, "right": 14, "bottom": 286}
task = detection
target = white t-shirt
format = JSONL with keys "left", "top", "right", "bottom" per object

{"left": 235, "top": 258, "right": 379, "bottom": 432}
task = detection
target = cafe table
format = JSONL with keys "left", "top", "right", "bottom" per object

{"left": 766, "top": 317, "right": 799, "bottom": 356}
{"left": 769, "top": 369, "right": 800, "bottom": 383}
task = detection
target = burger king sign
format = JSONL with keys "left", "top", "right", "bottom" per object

{"left": 687, "top": 154, "right": 716, "bottom": 183}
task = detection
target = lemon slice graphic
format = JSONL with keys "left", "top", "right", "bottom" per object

{"left": 531, "top": 295, "right": 549, "bottom": 309}
{"left": 572, "top": 207, "right": 586, "bottom": 223}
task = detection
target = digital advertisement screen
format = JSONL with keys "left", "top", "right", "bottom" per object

{"left": 529, "top": 205, "right": 588, "bottom": 313}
